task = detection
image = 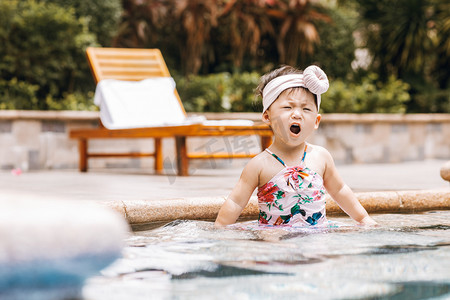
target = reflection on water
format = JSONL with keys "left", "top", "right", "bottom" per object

{"left": 364, "top": 281, "right": 450, "bottom": 300}
{"left": 83, "top": 211, "right": 450, "bottom": 300}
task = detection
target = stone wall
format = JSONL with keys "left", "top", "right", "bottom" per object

{"left": 0, "top": 110, "right": 449, "bottom": 171}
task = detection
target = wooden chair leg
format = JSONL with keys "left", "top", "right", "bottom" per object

{"left": 260, "top": 135, "right": 272, "bottom": 150}
{"left": 78, "top": 139, "right": 88, "bottom": 172}
{"left": 154, "top": 138, "right": 163, "bottom": 174}
{"left": 175, "top": 136, "right": 189, "bottom": 176}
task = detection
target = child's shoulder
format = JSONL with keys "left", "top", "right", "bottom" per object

{"left": 246, "top": 150, "right": 272, "bottom": 169}
{"left": 241, "top": 150, "right": 273, "bottom": 176}
{"left": 236, "top": 151, "right": 272, "bottom": 187}
{"left": 306, "top": 143, "right": 334, "bottom": 168}
{"left": 308, "top": 143, "right": 331, "bottom": 157}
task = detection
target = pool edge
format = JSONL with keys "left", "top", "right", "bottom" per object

{"left": 102, "top": 188, "right": 450, "bottom": 225}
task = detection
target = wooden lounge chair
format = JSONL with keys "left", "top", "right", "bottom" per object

{"left": 69, "top": 47, "right": 272, "bottom": 176}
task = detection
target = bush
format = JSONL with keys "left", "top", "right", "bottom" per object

{"left": 40, "top": 0, "right": 122, "bottom": 46}
{"left": 322, "top": 74, "right": 410, "bottom": 113}
{"left": 45, "top": 92, "right": 97, "bottom": 111}
{"left": 0, "top": 0, "right": 97, "bottom": 110}
{"left": 177, "top": 72, "right": 410, "bottom": 114}
{"left": 0, "top": 78, "right": 39, "bottom": 110}
{"left": 176, "top": 72, "right": 261, "bottom": 113}
{"left": 408, "top": 81, "right": 450, "bottom": 113}
{"left": 176, "top": 74, "right": 228, "bottom": 113}
{"left": 228, "top": 72, "right": 262, "bottom": 112}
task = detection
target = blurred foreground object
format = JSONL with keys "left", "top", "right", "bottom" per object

{"left": 0, "top": 197, "right": 129, "bottom": 300}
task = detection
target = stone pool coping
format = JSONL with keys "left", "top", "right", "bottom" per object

{"left": 102, "top": 188, "right": 450, "bottom": 224}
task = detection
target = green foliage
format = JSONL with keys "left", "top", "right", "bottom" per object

{"left": 304, "top": 7, "right": 357, "bottom": 79}
{"left": 0, "top": 0, "right": 444, "bottom": 113}
{"left": 356, "top": 0, "right": 435, "bottom": 77}
{"left": 176, "top": 74, "right": 228, "bottom": 113}
{"left": 322, "top": 74, "right": 410, "bottom": 113}
{"left": 412, "top": 88, "right": 450, "bottom": 113}
{"left": 177, "top": 72, "right": 410, "bottom": 114}
{"left": 0, "top": 0, "right": 97, "bottom": 110}
{"left": 405, "top": 75, "right": 450, "bottom": 113}
{"left": 229, "top": 72, "right": 262, "bottom": 112}
{"left": 354, "top": 0, "right": 450, "bottom": 112}
{"left": 0, "top": 78, "right": 39, "bottom": 110}
{"left": 112, "top": 0, "right": 448, "bottom": 113}
{"left": 434, "top": 1, "right": 450, "bottom": 89}
{"left": 176, "top": 72, "right": 261, "bottom": 113}
{"left": 45, "top": 92, "right": 97, "bottom": 111}
{"left": 39, "top": 0, "right": 122, "bottom": 46}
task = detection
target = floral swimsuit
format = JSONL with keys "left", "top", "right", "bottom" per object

{"left": 257, "top": 145, "right": 327, "bottom": 226}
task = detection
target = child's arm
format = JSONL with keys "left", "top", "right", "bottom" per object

{"left": 321, "top": 148, "right": 377, "bottom": 226}
{"left": 215, "top": 158, "right": 260, "bottom": 227}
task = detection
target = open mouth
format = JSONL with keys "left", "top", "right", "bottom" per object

{"left": 290, "top": 124, "right": 301, "bottom": 135}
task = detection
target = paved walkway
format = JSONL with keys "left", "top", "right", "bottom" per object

{"left": 0, "top": 160, "right": 448, "bottom": 202}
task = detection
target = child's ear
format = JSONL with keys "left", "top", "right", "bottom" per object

{"left": 314, "top": 114, "right": 321, "bottom": 129}
{"left": 262, "top": 111, "right": 271, "bottom": 124}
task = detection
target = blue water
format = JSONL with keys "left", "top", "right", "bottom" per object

{"left": 0, "top": 253, "right": 119, "bottom": 300}
{"left": 82, "top": 211, "right": 450, "bottom": 300}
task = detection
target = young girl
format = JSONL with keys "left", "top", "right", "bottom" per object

{"left": 215, "top": 65, "right": 377, "bottom": 227}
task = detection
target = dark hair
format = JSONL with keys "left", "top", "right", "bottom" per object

{"left": 255, "top": 65, "right": 318, "bottom": 109}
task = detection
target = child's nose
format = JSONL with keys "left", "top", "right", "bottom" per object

{"left": 291, "top": 109, "right": 302, "bottom": 119}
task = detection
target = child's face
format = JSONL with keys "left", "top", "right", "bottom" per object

{"left": 262, "top": 88, "right": 321, "bottom": 146}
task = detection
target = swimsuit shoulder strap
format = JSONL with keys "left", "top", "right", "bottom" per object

{"left": 265, "top": 149, "right": 286, "bottom": 167}
{"left": 265, "top": 144, "right": 308, "bottom": 167}
{"left": 301, "top": 144, "right": 308, "bottom": 162}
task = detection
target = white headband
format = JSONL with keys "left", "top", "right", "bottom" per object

{"left": 262, "top": 65, "right": 329, "bottom": 112}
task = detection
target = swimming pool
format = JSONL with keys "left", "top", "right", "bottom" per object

{"left": 82, "top": 210, "right": 450, "bottom": 299}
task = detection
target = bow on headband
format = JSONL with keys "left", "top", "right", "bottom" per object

{"left": 262, "top": 65, "right": 329, "bottom": 112}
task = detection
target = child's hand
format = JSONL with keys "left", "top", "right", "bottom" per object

{"left": 358, "top": 216, "right": 378, "bottom": 226}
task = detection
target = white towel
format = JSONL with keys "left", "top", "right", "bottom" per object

{"left": 94, "top": 78, "right": 187, "bottom": 129}
{"left": 94, "top": 78, "right": 254, "bottom": 129}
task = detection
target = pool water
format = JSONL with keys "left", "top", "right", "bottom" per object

{"left": 83, "top": 211, "right": 450, "bottom": 299}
